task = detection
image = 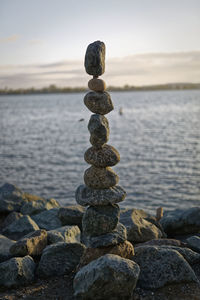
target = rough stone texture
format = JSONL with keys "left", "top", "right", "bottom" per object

{"left": 88, "top": 114, "right": 109, "bottom": 147}
{"left": 133, "top": 246, "right": 198, "bottom": 289}
{"left": 120, "top": 209, "right": 163, "bottom": 243}
{"left": 0, "top": 256, "right": 35, "bottom": 287}
{"left": 84, "top": 144, "right": 120, "bottom": 167}
{"left": 10, "top": 229, "right": 47, "bottom": 257}
{"left": 37, "top": 242, "right": 85, "bottom": 278}
{"left": 78, "top": 240, "right": 134, "bottom": 268}
{"left": 32, "top": 208, "right": 61, "bottom": 230}
{"left": 58, "top": 205, "right": 85, "bottom": 229}
{"left": 2, "top": 215, "right": 39, "bottom": 240}
{"left": 2, "top": 211, "right": 23, "bottom": 228}
{"left": 160, "top": 207, "right": 200, "bottom": 236}
{"left": 84, "top": 166, "right": 119, "bottom": 189}
{"left": 0, "top": 183, "right": 27, "bottom": 213}
{"left": 82, "top": 223, "right": 127, "bottom": 248}
{"left": 0, "top": 234, "right": 15, "bottom": 262}
{"left": 88, "top": 78, "right": 106, "bottom": 92}
{"left": 84, "top": 40, "right": 105, "bottom": 76}
{"left": 75, "top": 184, "right": 126, "bottom": 206}
{"left": 82, "top": 204, "right": 119, "bottom": 236}
{"left": 20, "top": 198, "right": 60, "bottom": 215}
{"left": 84, "top": 91, "right": 114, "bottom": 115}
{"left": 74, "top": 254, "right": 140, "bottom": 300}
{"left": 47, "top": 225, "right": 80, "bottom": 244}
{"left": 135, "top": 238, "right": 185, "bottom": 248}
{"left": 187, "top": 236, "right": 200, "bottom": 253}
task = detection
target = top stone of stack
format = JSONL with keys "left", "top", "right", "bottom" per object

{"left": 84, "top": 41, "right": 105, "bottom": 76}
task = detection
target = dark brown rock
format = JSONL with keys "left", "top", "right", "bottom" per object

{"left": 84, "top": 41, "right": 105, "bottom": 76}
{"left": 84, "top": 166, "right": 119, "bottom": 189}
{"left": 88, "top": 78, "right": 106, "bottom": 92}
{"left": 84, "top": 144, "right": 120, "bottom": 167}
{"left": 88, "top": 114, "right": 109, "bottom": 148}
{"left": 84, "top": 91, "right": 113, "bottom": 115}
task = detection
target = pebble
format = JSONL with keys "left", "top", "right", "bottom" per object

{"left": 88, "top": 114, "right": 109, "bottom": 147}
{"left": 84, "top": 40, "right": 105, "bottom": 76}
{"left": 84, "top": 91, "right": 113, "bottom": 115}
{"left": 84, "top": 144, "right": 120, "bottom": 167}
{"left": 84, "top": 166, "right": 119, "bottom": 189}
{"left": 88, "top": 78, "right": 106, "bottom": 92}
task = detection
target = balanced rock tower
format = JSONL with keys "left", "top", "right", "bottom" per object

{"left": 76, "top": 41, "right": 134, "bottom": 262}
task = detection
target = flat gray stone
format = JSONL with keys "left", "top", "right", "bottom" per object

{"left": 160, "top": 207, "right": 200, "bottom": 236}
{"left": 82, "top": 204, "right": 120, "bottom": 236}
{"left": 133, "top": 246, "right": 198, "bottom": 289}
{"left": 58, "top": 205, "right": 85, "bottom": 229}
{"left": 20, "top": 198, "right": 60, "bottom": 215}
{"left": 186, "top": 236, "right": 200, "bottom": 253}
{"left": 2, "top": 215, "right": 39, "bottom": 240}
{"left": 82, "top": 223, "right": 127, "bottom": 248}
{"left": 84, "top": 91, "right": 113, "bottom": 115}
{"left": 73, "top": 254, "right": 140, "bottom": 300}
{"left": 88, "top": 114, "right": 109, "bottom": 148}
{"left": 0, "top": 256, "right": 35, "bottom": 287}
{"left": 0, "top": 234, "right": 15, "bottom": 263}
{"left": 37, "top": 242, "right": 85, "bottom": 278}
{"left": 84, "top": 144, "right": 120, "bottom": 167}
{"left": 32, "top": 208, "right": 61, "bottom": 230}
{"left": 0, "top": 183, "right": 27, "bottom": 213}
{"left": 120, "top": 209, "right": 163, "bottom": 243}
{"left": 75, "top": 184, "right": 126, "bottom": 206}
{"left": 47, "top": 225, "right": 81, "bottom": 244}
{"left": 84, "top": 166, "right": 118, "bottom": 189}
{"left": 84, "top": 40, "right": 105, "bottom": 76}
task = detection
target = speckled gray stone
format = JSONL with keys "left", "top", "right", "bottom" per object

{"left": 187, "top": 236, "right": 200, "bottom": 253}
{"left": 88, "top": 114, "right": 109, "bottom": 148}
{"left": 75, "top": 185, "right": 126, "bottom": 206}
{"left": 84, "top": 41, "right": 105, "bottom": 76}
{"left": 84, "top": 144, "right": 120, "bottom": 167}
{"left": 0, "top": 234, "right": 15, "bottom": 263}
{"left": 82, "top": 223, "right": 127, "bottom": 248}
{"left": 82, "top": 205, "right": 120, "bottom": 236}
{"left": 0, "top": 183, "right": 27, "bottom": 213}
{"left": 84, "top": 166, "right": 119, "bottom": 189}
{"left": 73, "top": 254, "right": 140, "bottom": 300}
{"left": 84, "top": 91, "right": 113, "bottom": 115}
{"left": 47, "top": 225, "right": 81, "bottom": 244}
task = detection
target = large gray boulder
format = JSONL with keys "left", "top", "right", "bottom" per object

{"left": 47, "top": 225, "right": 80, "bottom": 244}
{"left": 133, "top": 246, "right": 198, "bottom": 289}
{"left": 37, "top": 242, "right": 85, "bottom": 278}
{"left": 20, "top": 198, "right": 60, "bottom": 215}
{"left": 0, "top": 183, "right": 27, "bottom": 213}
{"left": 58, "top": 205, "right": 85, "bottom": 229}
{"left": 73, "top": 254, "right": 140, "bottom": 300}
{"left": 1, "top": 211, "right": 23, "bottom": 229}
{"left": 160, "top": 207, "right": 200, "bottom": 236}
{"left": 0, "top": 234, "right": 15, "bottom": 262}
{"left": 187, "top": 236, "right": 200, "bottom": 253}
{"left": 0, "top": 256, "right": 35, "bottom": 287}
{"left": 32, "top": 208, "right": 61, "bottom": 230}
{"left": 10, "top": 229, "right": 47, "bottom": 257}
{"left": 2, "top": 215, "right": 39, "bottom": 240}
{"left": 120, "top": 209, "right": 163, "bottom": 243}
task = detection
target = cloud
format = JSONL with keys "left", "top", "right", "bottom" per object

{"left": 28, "top": 39, "right": 43, "bottom": 45}
{"left": 0, "top": 51, "right": 200, "bottom": 88}
{"left": 0, "top": 35, "right": 20, "bottom": 43}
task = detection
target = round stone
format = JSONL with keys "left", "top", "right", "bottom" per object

{"left": 88, "top": 114, "right": 109, "bottom": 148}
{"left": 75, "top": 185, "right": 126, "bottom": 206}
{"left": 82, "top": 204, "right": 120, "bottom": 237}
{"left": 84, "top": 166, "right": 119, "bottom": 189}
{"left": 84, "top": 144, "right": 120, "bottom": 167}
{"left": 88, "top": 78, "right": 106, "bottom": 92}
{"left": 82, "top": 223, "right": 127, "bottom": 248}
{"left": 84, "top": 41, "right": 105, "bottom": 76}
{"left": 84, "top": 91, "right": 113, "bottom": 115}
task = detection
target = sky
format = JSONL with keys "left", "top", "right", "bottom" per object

{"left": 0, "top": 0, "right": 200, "bottom": 88}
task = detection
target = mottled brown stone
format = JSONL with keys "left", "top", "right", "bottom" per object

{"left": 84, "top": 166, "right": 119, "bottom": 189}
{"left": 88, "top": 78, "right": 106, "bottom": 92}
{"left": 84, "top": 144, "right": 120, "bottom": 167}
{"left": 84, "top": 91, "right": 113, "bottom": 115}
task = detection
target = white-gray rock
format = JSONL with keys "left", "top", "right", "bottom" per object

{"left": 32, "top": 208, "right": 61, "bottom": 230}
{"left": 73, "top": 254, "right": 140, "bottom": 300}
{"left": 0, "top": 256, "right": 35, "bottom": 287}
{"left": 0, "top": 234, "right": 15, "bottom": 262}
{"left": 47, "top": 225, "right": 81, "bottom": 244}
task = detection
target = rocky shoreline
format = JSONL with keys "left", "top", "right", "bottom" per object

{"left": 0, "top": 182, "right": 200, "bottom": 299}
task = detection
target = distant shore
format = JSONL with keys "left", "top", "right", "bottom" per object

{"left": 0, "top": 83, "right": 200, "bottom": 95}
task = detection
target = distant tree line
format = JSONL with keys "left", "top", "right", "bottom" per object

{"left": 0, "top": 83, "right": 200, "bottom": 95}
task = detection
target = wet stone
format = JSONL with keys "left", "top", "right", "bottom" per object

{"left": 76, "top": 185, "right": 126, "bottom": 206}
{"left": 84, "top": 40, "right": 105, "bottom": 76}
{"left": 82, "top": 204, "right": 120, "bottom": 236}
{"left": 82, "top": 223, "right": 127, "bottom": 248}
{"left": 84, "top": 166, "right": 119, "bottom": 189}
{"left": 84, "top": 91, "right": 113, "bottom": 115}
{"left": 84, "top": 144, "right": 120, "bottom": 167}
{"left": 88, "top": 78, "right": 106, "bottom": 92}
{"left": 88, "top": 114, "right": 109, "bottom": 147}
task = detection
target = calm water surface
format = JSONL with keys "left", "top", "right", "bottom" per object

{"left": 0, "top": 90, "right": 200, "bottom": 214}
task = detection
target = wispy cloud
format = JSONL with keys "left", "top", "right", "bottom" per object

{"left": 0, "top": 51, "right": 200, "bottom": 88}
{"left": 28, "top": 39, "right": 43, "bottom": 45}
{"left": 0, "top": 34, "right": 20, "bottom": 43}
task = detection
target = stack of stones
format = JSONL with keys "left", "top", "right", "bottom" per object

{"left": 76, "top": 41, "right": 133, "bottom": 261}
